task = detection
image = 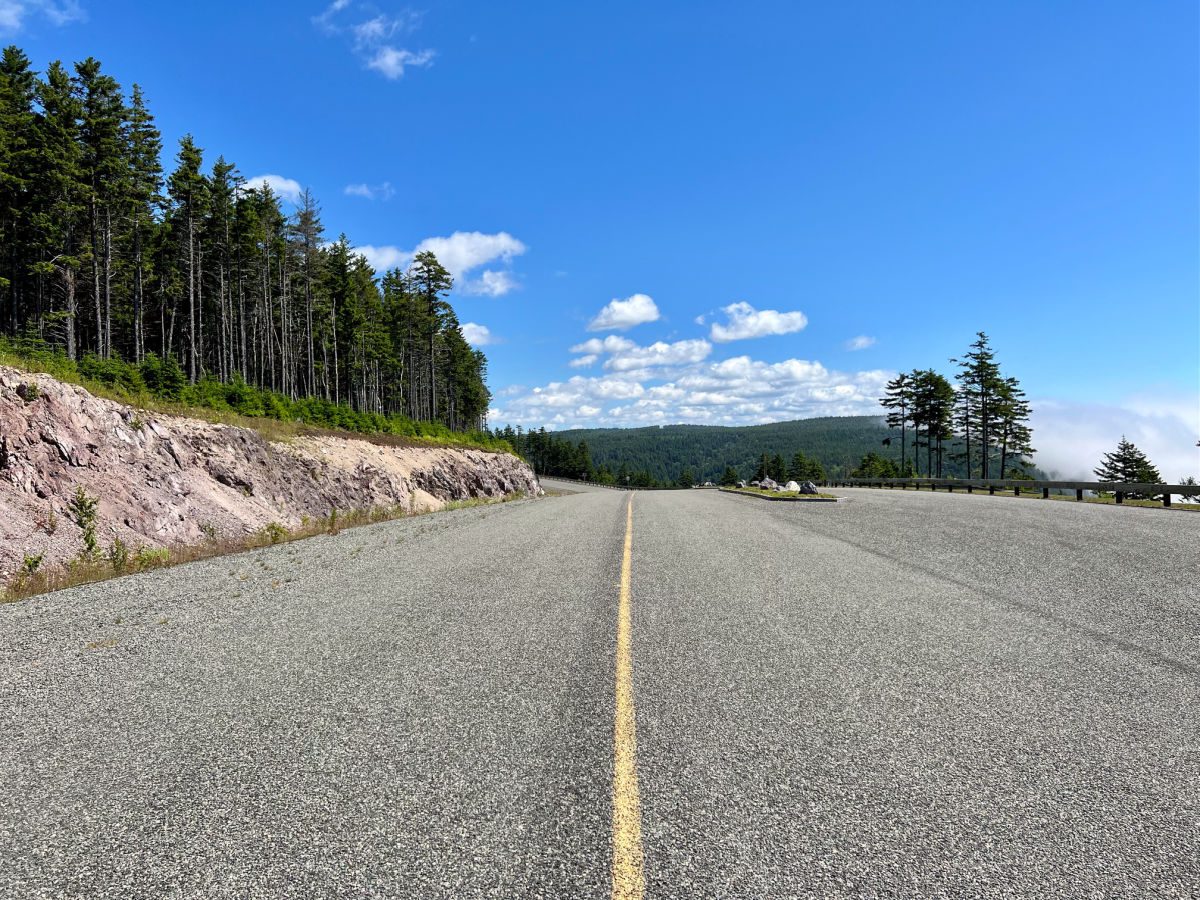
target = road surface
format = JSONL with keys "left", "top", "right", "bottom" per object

{"left": 2, "top": 482, "right": 1197, "bottom": 898}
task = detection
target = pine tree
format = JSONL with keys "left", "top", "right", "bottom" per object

{"left": 166, "top": 135, "right": 208, "bottom": 381}
{"left": 409, "top": 250, "right": 453, "bottom": 422}
{"left": 879, "top": 372, "right": 911, "bottom": 473}
{"left": 123, "top": 83, "right": 162, "bottom": 362}
{"left": 951, "top": 332, "right": 1002, "bottom": 477}
{"left": 0, "top": 46, "right": 38, "bottom": 334}
{"left": 31, "top": 61, "right": 86, "bottom": 359}
{"left": 74, "top": 57, "right": 126, "bottom": 357}
{"left": 752, "top": 452, "right": 770, "bottom": 482}
{"left": 1094, "top": 437, "right": 1162, "bottom": 498}
{"left": 720, "top": 465, "right": 739, "bottom": 485}
{"left": 908, "top": 369, "right": 954, "bottom": 477}
{"left": 995, "top": 377, "right": 1034, "bottom": 477}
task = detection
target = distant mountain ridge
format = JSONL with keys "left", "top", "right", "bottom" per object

{"left": 556, "top": 416, "right": 1046, "bottom": 484}
{"left": 556, "top": 417, "right": 892, "bottom": 483}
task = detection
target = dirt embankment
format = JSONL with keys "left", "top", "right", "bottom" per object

{"left": 0, "top": 366, "right": 540, "bottom": 582}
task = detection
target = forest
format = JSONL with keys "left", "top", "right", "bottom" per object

{"left": 0, "top": 46, "right": 490, "bottom": 436}
{"left": 496, "top": 333, "right": 1044, "bottom": 488}
{"left": 494, "top": 417, "right": 902, "bottom": 487}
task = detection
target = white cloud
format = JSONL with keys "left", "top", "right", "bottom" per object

{"left": 344, "top": 181, "right": 395, "bottom": 201}
{"left": 463, "top": 269, "right": 518, "bottom": 297}
{"left": 605, "top": 339, "right": 711, "bottom": 372}
{"left": 694, "top": 314, "right": 707, "bottom": 326}
{"left": 412, "top": 231, "right": 526, "bottom": 281}
{"left": 312, "top": 0, "right": 351, "bottom": 33}
{"left": 492, "top": 341, "right": 889, "bottom": 429}
{"left": 352, "top": 12, "right": 419, "bottom": 45}
{"left": 314, "top": 1, "right": 434, "bottom": 81}
{"left": 710, "top": 301, "right": 808, "bottom": 343}
{"left": 461, "top": 322, "right": 494, "bottom": 346}
{"left": 569, "top": 354, "right": 599, "bottom": 368}
{"left": 846, "top": 335, "right": 877, "bottom": 351}
{"left": 366, "top": 46, "right": 435, "bottom": 79}
{"left": 353, "top": 231, "right": 527, "bottom": 291}
{"left": 567, "top": 334, "right": 708, "bottom": 373}
{"left": 1029, "top": 397, "right": 1200, "bottom": 481}
{"left": 571, "top": 336, "right": 636, "bottom": 355}
{"left": 0, "top": 0, "right": 84, "bottom": 32}
{"left": 241, "top": 174, "right": 304, "bottom": 204}
{"left": 587, "top": 293, "right": 661, "bottom": 331}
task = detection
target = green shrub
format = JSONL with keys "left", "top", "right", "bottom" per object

{"left": 107, "top": 537, "right": 130, "bottom": 573}
{"left": 138, "top": 352, "right": 186, "bottom": 399}
{"left": 133, "top": 546, "right": 170, "bottom": 571}
{"left": 69, "top": 486, "right": 99, "bottom": 558}
{"left": 262, "top": 521, "right": 288, "bottom": 544}
{"left": 79, "top": 353, "right": 147, "bottom": 395}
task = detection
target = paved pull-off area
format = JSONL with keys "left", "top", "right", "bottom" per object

{"left": 2, "top": 483, "right": 1197, "bottom": 898}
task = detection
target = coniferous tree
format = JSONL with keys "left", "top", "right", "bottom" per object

{"left": 74, "top": 57, "right": 125, "bottom": 357}
{"left": 752, "top": 452, "right": 770, "bottom": 482}
{"left": 994, "top": 377, "right": 1034, "bottom": 477}
{"left": 951, "top": 332, "right": 1002, "bottom": 477}
{"left": 720, "top": 465, "right": 739, "bottom": 486}
{"left": 1094, "top": 437, "right": 1162, "bottom": 498}
{"left": 166, "top": 135, "right": 207, "bottom": 381}
{"left": 123, "top": 83, "right": 162, "bottom": 362}
{"left": 0, "top": 47, "right": 38, "bottom": 334}
{"left": 31, "top": 61, "right": 85, "bottom": 359}
{"left": 880, "top": 372, "right": 911, "bottom": 473}
{"left": 0, "top": 44, "right": 495, "bottom": 436}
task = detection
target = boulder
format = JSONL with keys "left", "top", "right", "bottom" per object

{"left": 784, "top": 480, "right": 801, "bottom": 492}
{"left": 799, "top": 481, "right": 819, "bottom": 494}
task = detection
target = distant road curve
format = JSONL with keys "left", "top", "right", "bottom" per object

{"left": 2, "top": 481, "right": 1196, "bottom": 897}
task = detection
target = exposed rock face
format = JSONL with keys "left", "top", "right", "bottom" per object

{"left": 0, "top": 366, "right": 540, "bottom": 582}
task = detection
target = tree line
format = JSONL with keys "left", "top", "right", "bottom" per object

{"left": 0, "top": 46, "right": 489, "bottom": 433}
{"left": 876, "top": 332, "right": 1034, "bottom": 479}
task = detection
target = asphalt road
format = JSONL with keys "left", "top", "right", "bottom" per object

{"left": 1, "top": 482, "right": 1197, "bottom": 898}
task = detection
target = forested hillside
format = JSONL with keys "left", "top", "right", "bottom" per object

{"left": 0, "top": 46, "right": 489, "bottom": 434}
{"left": 498, "top": 414, "right": 1049, "bottom": 486}
{"left": 554, "top": 417, "right": 895, "bottom": 483}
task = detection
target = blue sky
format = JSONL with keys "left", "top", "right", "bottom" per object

{"left": 4, "top": 0, "right": 1198, "bottom": 476}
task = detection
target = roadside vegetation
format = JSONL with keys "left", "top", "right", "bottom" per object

{"left": 721, "top": 486, "right": 839, "bottom": 501}
{"left": 0, "top": 337, "right": 513, "bottom": 453}
{"left": 2, "top": 490, "right": 530, "bottom": 603}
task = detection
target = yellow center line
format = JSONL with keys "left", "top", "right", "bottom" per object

{"left": 612, "top": 492, "right": 645, "bottom": 900}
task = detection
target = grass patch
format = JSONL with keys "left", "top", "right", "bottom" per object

{"left": 2, "top": 491, "right": 534, "bottom": 603}
{"left": 722, "top": 486, "right": 840, "bottom": 501}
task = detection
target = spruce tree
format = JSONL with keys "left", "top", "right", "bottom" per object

{"left": 123, "top": 83, "right": 162, "bottom": 362}
{"left": 31, "top": 61, "right": 85, "bottom": 359}
{"left": 951, "top": 332, "right": 1002, "bottom": 477}
{"left": 880, "top": 372, "right": 911, "bottom": 473}
{"left": 1094, "top": 437, "right": 1162, "bottom": 497}
{"left": 166, "top": 135, "right": 207, "bottom": 381}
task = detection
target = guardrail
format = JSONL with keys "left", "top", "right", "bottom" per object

{"left": 826, "top": 478, "right": 1197, "bottom": 508}
{"left": 536, "top": 475, "right": 664, "bottom": 491}
{"left": 536, "top": 475, "right": 720, "bottom": 492}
